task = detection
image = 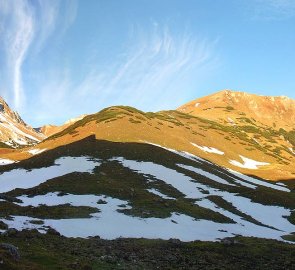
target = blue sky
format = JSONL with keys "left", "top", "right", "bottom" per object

{"left": 0, "top": 0, "right": 294, "bottom": 126}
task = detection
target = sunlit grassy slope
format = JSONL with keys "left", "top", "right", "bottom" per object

{"left": 2, "top": 90, "right": 294, "bottom": 181}
{"left": 2, "top": 106, "right": 292, "bottom": 181}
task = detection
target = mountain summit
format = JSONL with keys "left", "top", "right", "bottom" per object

{"left": 178, "top": 90, "right": 295, "bottom": 130}
{"left": 0, "top": 97, "right": 44, "bottom": 148}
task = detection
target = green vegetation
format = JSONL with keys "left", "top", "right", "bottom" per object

{"left": 128, "top": 118, "right": 141, "bottom": 124}
{"left": 0, "top": 142, "right": 12, "bottom": 148}
{"left": 5, "top": 161, "right": 232, "bottom": 223}
{"left": 0, "top": 201, "right": 98, "bottom": 219}
{"left": 282, "top": 233, "right": 295, "bottom": 243}
{"left": 279, "top": 128, "right": 295, "bottom": 147}
{"left": 3, "top": 137, "right": 293, "bottom": 224}
{"left": 207, "top": 196, "right": 276, "bottom": 229}
{"left": 0, "top": 137, "right": 294, "bottom": 269}
{"left": 1, "top": 230, "right": 295, "bottom": 269}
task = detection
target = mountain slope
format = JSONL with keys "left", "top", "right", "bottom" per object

{"left": 0, "top": 136, "right": 294, "bottom": 241}
{"left": 36, "top": 115, "right": 86, "bottom": 137}
{"left": 11, "top": 103, "right": 293, "bottom": 181}
{"left": 0, "top": 92, "right": 294, "bottom": 268}
{"left": 1, "top": 90, "right": 294, "bottom": 181}
{"left": 0, "top": 97, "right": 44, "bottom": 148}
{"left": 178, "top": 89, "right": 295, "bottom": 130}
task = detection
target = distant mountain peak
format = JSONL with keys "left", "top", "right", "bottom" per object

{"left": 178, "top": 90, "right": 295, "bottom": 130}
{"left": 0, "top": 96, "right": 44, "bottom": 148}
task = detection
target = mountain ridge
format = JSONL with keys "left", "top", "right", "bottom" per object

{"left": 0, "top": 90, "right": 294, "bottom": 181}
{"left": 0, "top": 97, "right": 44, "bottom": 148}
{"left": 178, "top": 89, "right": 295, "bottom": 130}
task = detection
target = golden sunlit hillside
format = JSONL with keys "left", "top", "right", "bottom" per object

{"left": 3, "top": 90, "right": 293, "bottom": 181}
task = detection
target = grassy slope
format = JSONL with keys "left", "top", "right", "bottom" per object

{"left": 2, "top": 137, "right": 294, "bottom": 224}
{"left": 26, "top": 105, "right": 295, "bottom": 181}
{"left": 1, "top": 230, "right": 295, "bottom": 270}
{"left": 0, "top": 137, "right": 294, "bottom": 269}
{"left": 2, "top": 105, "right": 294, "bottom": 180}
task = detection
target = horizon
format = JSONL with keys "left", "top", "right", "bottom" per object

{"left": 1, "top": 88, "right": 295, "bottom": 128}
{"left": 1, "top": 0, "right": 295, "bottom": 126}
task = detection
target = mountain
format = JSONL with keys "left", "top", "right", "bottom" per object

{"left": 16, "top": 89, "right": 293, "bottom": 181}
{"left": 0, "top": 97, "right": 44, "bottom": 148}
{"left": 1, "top": 91, "right": 295, "bottom": 180}
{"left": 1, "top": 136, "right": 295, "bottom": 238}
{"left": 178, "top": 89, "right": 295, "bottom": 130}
{"left": 36, "top": 115, "right": 87, "bottom": 137}
{"left": 0, "top": 136, "right": 294, "bottom": 268}
{"left": 0, "top": 90, "right": 294, "bottom": 269}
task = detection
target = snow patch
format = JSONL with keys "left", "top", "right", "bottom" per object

{"left": 229, "top": 155, "right": 269, "bottom": 169}
{"left": 191, "top": 143, "right": 224, "bottom": 155}
{"left": 227, "top": 117, "right": 235, "bottom": 125}
{"left": 0, "top": 158, "right": 15, "bottom": 166}
{"left": 177, "top": 164, "right": 235, "bottom": 186}
{"left": 147, "top": 189, "right": 176, "bottom": 200}
{"left": 227, "top": 169, "right": 289, "bottom": 192}
{"left": 28, "top": 148, "right": 47, "bottom": 155}
{"left": 0, "top": 156, "right": 99, "bottom": 193}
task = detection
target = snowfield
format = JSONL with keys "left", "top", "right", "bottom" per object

{"left": 0, "top": 151, "right": 293, "bottom": 242}
{"left": 0, "top": 156, "right": 99, "bottom": 193}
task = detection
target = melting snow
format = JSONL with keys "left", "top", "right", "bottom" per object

{"left": 147, "top": 188, "right": 176, "bottom": 200}
{"left": 0, "top": 113, "right": 40, "bottom": 143}
{"left": 177, "top": 164, "right": 235, "bottom": 186}
{"left": 229, "top": 155, "right": 269, "bottom": 169}
{"left": 0, "top": 158, "right": 15, "bottom": 165}
{"left": 0, "top": 148, "right": 293, "bottom": 242}
{"left": 191, "top": 143, "right": 224, "bottom": 155}
{"left": 227, "top": 117, "right": 235, "bottom": 125}
{"left": 227, "top": 169, "right": 290, "bottom": 192}
{"left": 0, "top": 156, "right": 99, "bottom": 193}
{"left": 0, "top": 191, "right": 292, "bottom": 241}
{"left": 142, "top": 141, "right": 212, "bottom": 164}
{"left": 112, "top": 157, "right": 210, "bottom": 199}
{"left": 27, "top": 148, "right": 47, "bottom": 155}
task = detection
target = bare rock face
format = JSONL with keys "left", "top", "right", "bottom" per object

{"left": 0, "top": 243, "right": 20, "bottom": 261}
{"left": 0, "top": 97, "right": 44, "bottom": 148}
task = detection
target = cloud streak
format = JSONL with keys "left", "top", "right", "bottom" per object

{"left": 0, "top": 0, "right": 77, "bottom": 110}
{"left": 32, "top": 24, "right": 217, "bottom": 125}
{"left": 81, "top": 25, "right": 217, "bottom": 110}
{"left": 1, "top": 0, "right": 34, "bottom": 109}
{"left": 247, "top": 0, "right": 295, "bottom": 20}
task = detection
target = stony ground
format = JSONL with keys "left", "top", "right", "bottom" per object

{"left": 1, "top": 229, "right": 295, "bottom": 270}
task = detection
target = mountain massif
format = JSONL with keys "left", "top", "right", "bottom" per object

{"left": 178, "top": 90, "right": 295, "bottom": 130}
{"left": 1, "top": 90, "right": 294, "bottom": 181}
{"left": 0, "top": 90, "right": 294, "bottom": 269}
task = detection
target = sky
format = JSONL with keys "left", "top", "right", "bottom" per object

{"left": 0, "top": 0, "right": 294, "bottom": 126}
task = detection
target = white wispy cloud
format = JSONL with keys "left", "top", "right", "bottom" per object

{"left": 81, "top": 25, "right": 217, "bottom": 111}
{"left": 32, "top": 24, "right": 218, "bottom": 124}
{"left": 1, "top": 0, "right": 34, "bottom": 109}
{"left": 248, "top": 0, "right": 295, "bottom": 20}
{"left": 0, "top": 0, "right": 78, "bottom": 110}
